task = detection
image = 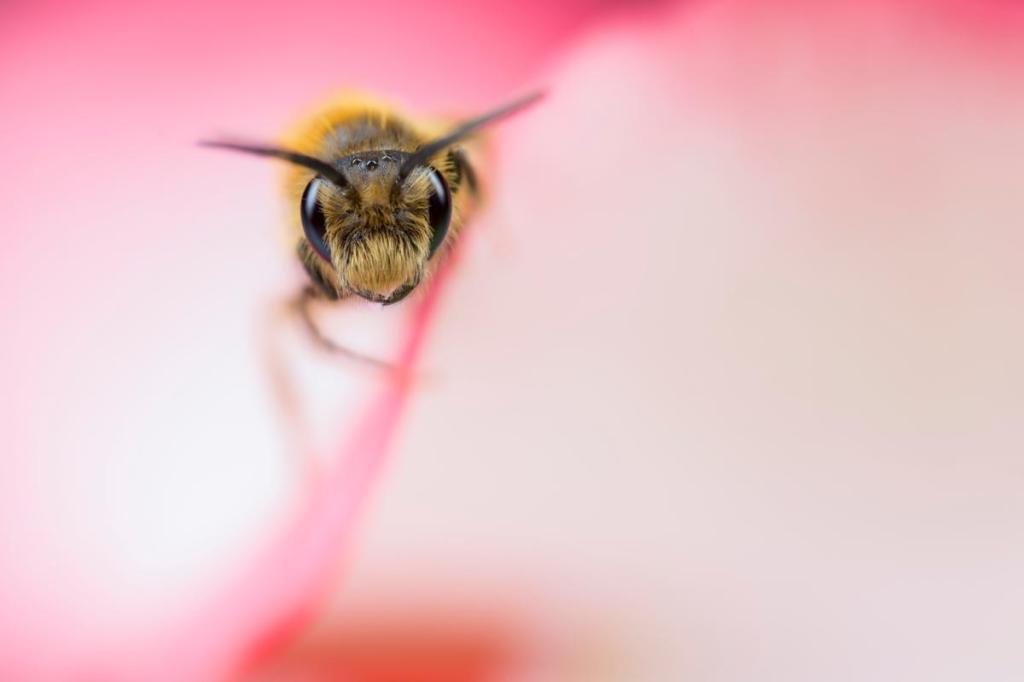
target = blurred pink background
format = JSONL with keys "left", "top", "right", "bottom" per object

{"left": 2, "top": 0, "right": 1024, "bottom": 680}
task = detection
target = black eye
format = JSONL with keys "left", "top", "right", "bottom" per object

{"left": 425, "top": 168, "right": 452, "bottom": 258}
{"left": 300, "top": 177, "right": 331, "bottom": 262}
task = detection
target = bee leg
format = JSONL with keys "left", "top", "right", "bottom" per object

{"left": 262, "top": 289, "right": 318, "bottom": 486}
{"left": 291, "top": 285, "right": 395, "bottom": 370}
{"left": 297, "top": 241, "right": 340, "bottom": 300}
{"left": 294, "top": 241, "right": 391, "bottom": 368}
{"left": 262, "top": 285, "right": 395, "bottom": 486}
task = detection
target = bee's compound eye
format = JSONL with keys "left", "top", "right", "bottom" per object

{"left": 300, "top": 177, "right": 331, "bottom": 262}
{"left": 425, "top": 168, "right": 452, "bottom": 258}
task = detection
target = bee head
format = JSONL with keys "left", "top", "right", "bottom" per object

{"left": 300, "top": 151, "right": 451, "bottom": 304}
{"left": 201, "top": 91, "right": 541, "bottom": 305}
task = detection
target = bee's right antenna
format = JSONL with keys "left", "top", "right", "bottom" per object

{"left": 199, "top": 140, "right": 351, "bottom": 189}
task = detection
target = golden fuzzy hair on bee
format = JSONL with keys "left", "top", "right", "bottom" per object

{"left": 324, "top": 168, "right": 437, "bottom": 297}
{"left": 202, "top": 91, "right": 542, "bottom": 305}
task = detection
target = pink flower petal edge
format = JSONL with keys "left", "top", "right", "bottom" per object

{"left": 122, "top": 257, "right": 455, "bottom": 682}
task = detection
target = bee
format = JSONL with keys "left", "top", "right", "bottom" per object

{"left": 202, "top": 92, "right": 542, "bottom": 363}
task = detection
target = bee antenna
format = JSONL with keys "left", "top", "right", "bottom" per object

{"left": 198, "top": 140, "right": 350, "bottom": 188}
{"left": 398, "top": 90, "right": 545, "bottom": 180}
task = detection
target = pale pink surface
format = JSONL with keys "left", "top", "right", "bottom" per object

{"left": 313, "top": 2, "right": 1024, "bottom": 680}
{"left": 3, "top": 1, "right": 1024, "bottom": 681}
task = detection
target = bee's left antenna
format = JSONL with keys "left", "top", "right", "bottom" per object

{"left": 397, "top": 91, "right": 545, "bottom": 180}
